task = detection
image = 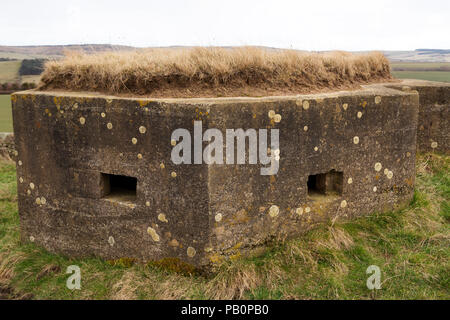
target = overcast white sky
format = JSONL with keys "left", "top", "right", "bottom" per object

{"left": 1, "top": 0, "right": 449, "bottom": 51}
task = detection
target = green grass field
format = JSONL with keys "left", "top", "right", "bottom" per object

{"left": 20, "top": 75, "right": 41, "bottom": 85}
{"left": 0, "top": 154, "right": 448, "bottom": 299}
{"left": 0, "top": 95, "right": 12, "bottom": 132}
{"left": 391, "top": 62, "right": 450, "bottom": 70}
{"left": 392, "top": 71, "right": 450, "bottom": 83}
{"left": 0, "top": 61, "right": 21, "bottom": 83}
{"left": 390, "top": 62, "right": 450, "bottom": 83}
{"left": 0, "top": 59, "right": 41, "bottom": 85}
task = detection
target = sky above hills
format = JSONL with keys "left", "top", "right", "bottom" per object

{"left": 1, "top": 0, "right": 449, "bottom": 51}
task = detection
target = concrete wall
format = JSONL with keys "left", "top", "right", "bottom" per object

{"left": 384, "top": 79, "right": 450, "bottom": 154}
{"left": 11, "top": 85, "right": 420, "bottom": 268}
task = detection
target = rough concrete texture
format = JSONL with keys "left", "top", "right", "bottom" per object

{"left": 0, "top": 132, "right": 15, "bottom": 160}
{"left": 12, "top": 86, "right": 419, "bottom": 269}
{"left": 384, "top": 79, "right": 450, "bottom": 154}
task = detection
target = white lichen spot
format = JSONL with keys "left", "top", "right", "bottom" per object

{"left": 40, "top": 197, "right": 46, "bottom": 205}
{"left": 171, "top": 139, "right": 177, "bottom": 146}
{"left": 187, "top": 246, "right": 196, "bottom": 258}
{"left": 29, "top": 236, "right": 35, "bottom": 242}
{"left": 268, "top": 110, "right": 275, "bottom": 118}
{"left": 303, "top": 126, "right": 308, "bottom": 132}
{"left": 101, "top": 112, "right": 106, "bottom": 118}
{"left": 347, "top": 177, "right": 353, "bottom": 184}
{"left": 343, "top": 103, "right": 348, "bottom": 110}
{"left": 373, "top": 186, "right": 377, "bottom": 192}
{"left": 171, "top": 171, "right": 177, "bottom": 178}
{"left": 273, "top": 149, "right": 280, "bottom": 156}
{"left": 375, "top": 96, "right": 382, "bottom": 104}
{"left": 314, "top": 146, "right": 318, "bottom": 152}
{"left": 19, "top": 177, "right": 23, "bottom": 183}
{"left": 79, "top": 117, "right": 86, "bottom": 125}
{"left": 73, "top": 103, "right": 78, "bottom": 109}
{"left": 158, "top": 213, "right": 168, "bottom": 223}
{"left": 131, "top": 137, "right": 138, "bottom": 144}
{"left": 145, "top": 201, "right": 150, "bottom": 207}
{"left": 305, "top": 207, "right": 311, "bottom": 213}
{"left": 29, "top": 182, "right": 35, "bottom": 190}
{"left": 139, "top": 126, "right": 147, "bottom": 134}
{"left": 137, "top": 153, "right": 143, "bottom": 159}
{"left": 108, "top": 236, "right": 115, "bottom": 246}
{"left": 268, "top": 205, "right": 279, "bottom": 218}
{"left": 296, "top": 207, "right": 303, "bottom": 216}
{"left": 160, "top": 163, "right": 165, "bottom": 169}
{"left": 273, "top": 114, "right": 282, "bottom": 123}
{"left": 340, "top": 200, "right": 347, "bottom": 208}
{"left": 303, "top": 100, "right": 310, "bottom": 110}
{"left": 147, "top": 227, "right": 160, "bottom": 242}
{"left": 431, "top": 141, "right": 438, "bottom": 149}
{"left": 387, "top": 171, "right": 393, "bottom": 179}
{"left": 374, "top": 162, "right": 382, "bottom": 172}
{"left": 353, "top": 136, "right": 360, "bottom": 144}
{"left": 107, "top": 122, "right": 113, "bottom": 130}
{"left": 18, "top": 160, "right": 22, "bottom": 166}
{"left": 215, "top": 213, "right": 223, "bottom": 222}
{"left": 27, "top": 189, "right": 31, "bottom": 195}
{"left": 384, "top": 168, "right": 389, "bottom": 175}
{"left": 35, "top": 197, "right": 41, "bottom": 205}
{"left": 357, "top": 111, "right": 363, "bottom": 118}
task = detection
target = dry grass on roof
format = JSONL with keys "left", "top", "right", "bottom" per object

{"left": 38, "top": 47, "right": 392, "bottom": 98}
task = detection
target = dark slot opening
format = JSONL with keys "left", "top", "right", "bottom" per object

{"left": 307, "top": 170, "right": 343, "bottom": 196}
{"left": 307, "top": 174, "right": 318, "bottom": 193}
{"left": 102, "top": 173, "right": 137, "bottom": 202}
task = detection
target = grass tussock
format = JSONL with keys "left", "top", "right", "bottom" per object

{"left": 38, "top": 47, "right": 392, "bottom": 97}
{"left": 0, "top": 153, "right": 448, "bottom": 299}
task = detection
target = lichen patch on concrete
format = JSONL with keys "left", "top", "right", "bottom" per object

{"left": 268, "top": 205, "right": 280, "bottom": 218}
{"left": 147, "top": 227, "right": 160, "bottom": 242}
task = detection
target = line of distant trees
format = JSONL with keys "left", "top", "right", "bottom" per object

{"left": 19, "top": 59, "right": 46, "bottom": 76}
{"left": 0, "top": 82, "right": 37, "bottom": 92}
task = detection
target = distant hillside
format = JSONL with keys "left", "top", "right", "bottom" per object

{"left": 1, "top": 45, "right": 450, "bottom": 62}
{"left": 384, "top": 49, "right": 450, "bottom": 62}
{"left": 0, "top": 44, "right": 136, "bottom": 59}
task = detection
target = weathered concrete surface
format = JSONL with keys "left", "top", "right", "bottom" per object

{"left": 0, "top": 132, "right": 15, "bottom": 160}
{"left": 12, "top": 87, "right": 419, "bottom": 268}
{"left": 383, "top": 79, "right": 450, "bottom": 154}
